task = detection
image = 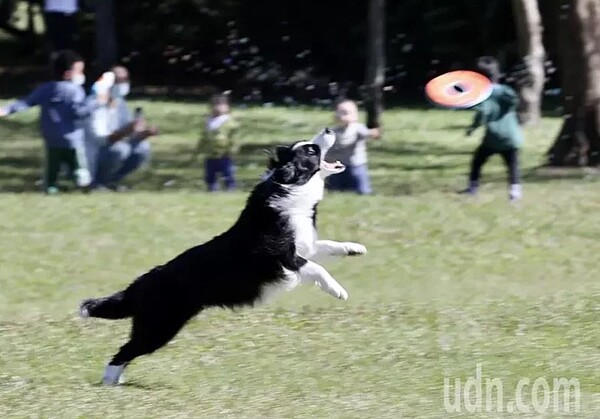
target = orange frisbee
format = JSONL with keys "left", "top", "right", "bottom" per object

{"left": 425, "top": 70, "right": 493, "bottom": 109}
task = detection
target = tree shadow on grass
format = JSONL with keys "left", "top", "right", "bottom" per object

{"left": 374, "top": 142, "right": 473, "bottom": 157}
{"left": 0, "top": 118, "right": 44, "bottom": 192}
{"left": 137, "top": 142, "right": 277, "bottom": 191}
{"left": 0, "top": 117, "right": 596, "bottom": 194}
{"left": 521, "top": 166, "right": 600, "bottom": 184}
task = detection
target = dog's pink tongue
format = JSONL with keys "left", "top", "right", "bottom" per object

{"left": 322, "top": 161, "right": 344, "bottom": 170}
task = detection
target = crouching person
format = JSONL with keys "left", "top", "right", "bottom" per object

{"left": 86, "top": 66, "right": 158, "bottom": 191}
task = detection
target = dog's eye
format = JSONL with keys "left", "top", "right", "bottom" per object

{"left": 307, "top": 147, "right": 317, "bottom": 156}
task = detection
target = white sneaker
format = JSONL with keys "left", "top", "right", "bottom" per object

{"left": 509, "top": 184, "right": 522, "bottom": 201}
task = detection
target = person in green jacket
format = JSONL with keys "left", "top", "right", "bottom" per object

{"left": 464, "top": 56, "right": 524, "bottom": 201}
{"left": 194, "top": 94, "right": 239, "bottom": 191}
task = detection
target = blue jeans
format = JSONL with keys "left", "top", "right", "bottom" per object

{"left": 327, "top": 164, "right": 372, "bottom": 195}
{"left": 205, "top": 157, "right": 236, "bottom": 192}
{"left": 94, "top": 140, "right": 151, "bottom": 187}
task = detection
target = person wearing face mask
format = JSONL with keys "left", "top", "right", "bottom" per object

{"left": 86, "top": 65, "right": 158, "bottom": 191}
{"left": 0, "top": 50, "right": 105, "bottom": 194}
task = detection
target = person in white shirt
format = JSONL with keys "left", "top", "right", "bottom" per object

{"left": 325, "top": 99, "right": 381, "bottom": 194}
{"left": 44, "top": 0, "right": 79, "bottom": 51}
{"left": 85, "top": 66, "right": 158, "bottom": 191}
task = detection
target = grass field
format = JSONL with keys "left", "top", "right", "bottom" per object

{"left": 1, "top": 101, "right": 600, "bottom": 418}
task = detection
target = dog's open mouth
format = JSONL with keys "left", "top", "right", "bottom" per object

{"left": 321, "top": 160, "right": 345, "bottom": 171}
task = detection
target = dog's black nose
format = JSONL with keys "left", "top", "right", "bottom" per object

{"left": 324, "top": 127, "right": 333, "bottom": 134}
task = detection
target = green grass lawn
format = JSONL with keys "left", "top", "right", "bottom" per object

{"left": 1, "top": 101, "right": 600, "bottom": 418}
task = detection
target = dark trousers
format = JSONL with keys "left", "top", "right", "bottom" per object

{"left": 469, "top": 146, "right": 520, "bottom": 185}
{"left": 205, "top": 157, "right": 235, "bottom": 191}
{"left": 327, "top": 164, "right": 372, "bottom": 195}
{"left": 45, "top": 146, "right": 89, "bottom": 189}
{"left": 44, "top": 12, "right": 76, "bottom": 51}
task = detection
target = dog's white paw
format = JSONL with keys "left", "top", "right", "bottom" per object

{"left": 343, "top": 242, "right": 367, "bottom": 256}
{"left": 337, "top": 287, "right": 349, "bottom": 301}
{"left": 102, "top": 364, "right": 125, "bottom": 386}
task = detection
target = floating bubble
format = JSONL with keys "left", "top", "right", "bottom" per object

{"left": 401, "top": 44, "right": 413, "bottom": 53}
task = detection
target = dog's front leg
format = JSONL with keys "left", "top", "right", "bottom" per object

{"left": 298, "top": 261, "right": 348, "bottom": 300}
{"left": 311, "top": 240, "right": 367, "bottom": 262}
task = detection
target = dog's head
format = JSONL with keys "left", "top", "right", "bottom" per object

{"left": 267, "top": 128, "right": 345, "bottom": 185}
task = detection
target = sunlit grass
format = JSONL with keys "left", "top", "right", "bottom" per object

{"left": 1, "top": 103, "right": 599, "bottom": 417}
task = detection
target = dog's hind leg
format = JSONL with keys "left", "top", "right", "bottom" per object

{"left": 298, "top": 260, "right": 348, "bottom": 300}
{"left": 102, "top": 312, "right": 192, "bottom": 385}
{"left": 310, "top": 240, "right": 367, "bottom": 262}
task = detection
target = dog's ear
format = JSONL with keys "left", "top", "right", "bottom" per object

{"left": 268, "top": 145, "right": 293, "bottom": 170}
{"left": 276, "top": 146, "right": 293, "bottom": 162}
{"left": 264, "top": 149, "right": 276, "bottom": 170}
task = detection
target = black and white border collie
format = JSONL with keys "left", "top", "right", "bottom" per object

{"left": 80, "top": 128, "right": 367, "bottom": 385}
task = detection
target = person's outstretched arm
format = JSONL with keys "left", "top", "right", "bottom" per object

{"left": 466, "top": 105, "right": 486, "bottom": 136}
{"left": 357, "top": 123, "right": 381, "bottom": 140}
{"left": 0, "top": 84, "right": 47, "bottom": 116}
{"left": 69, "top": 89, "right": 106, "bottom": 119}
{"left": 368, "top": 127, "right": 381, "bottom": 139}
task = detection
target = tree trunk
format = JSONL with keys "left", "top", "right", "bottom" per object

{"left": 365, "top": 0, "right": 385, "bottom": 129}
{"left": 512, "top": 0, "right": 545, "bottom": 125}
{"left": 93, "top": 0, "right": 117, "bottom": 73}
{"left": 547, "top": 0, "right": 600, "bottom": 166}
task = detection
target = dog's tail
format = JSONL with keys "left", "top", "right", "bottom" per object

{"left": 79, "top": 290, "right": 133, "bottom": 320}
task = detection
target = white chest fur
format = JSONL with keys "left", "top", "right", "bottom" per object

{"left": 269, "top": 175, "right": 324, "bottom": 260}
{"left": 289, "top": 211, "right": 317, "bottom": 259}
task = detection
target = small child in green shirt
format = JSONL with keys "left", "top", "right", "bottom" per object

{"left": 465, "top": 56, "right": 524, "bottom": 201}
{"left": 194, "top": 94, "right": 239, "bottom": 191}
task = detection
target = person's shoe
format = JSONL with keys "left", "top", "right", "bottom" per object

{"left": 100, "top": 183, "right": 129, "bottom": 192}
{"left": 114, "top": 185, "right": 129, "bottom": 193}
{"left": 45, "top": 186, "right": 59, "bottom": 195}
{"left": 457, "top": 180, "right": 478, "bottom": 196}
{"left": 509, "top": 184, "right": 522, "bottom": 201}
{"left": 457, "top": 186, "right": 478, "bottom": 196}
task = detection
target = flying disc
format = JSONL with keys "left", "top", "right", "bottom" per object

{"left": 425, "top": 70, "right": 493, "bottom": 109}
